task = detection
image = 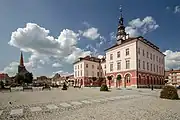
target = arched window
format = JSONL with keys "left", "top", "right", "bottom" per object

{"left": 125, "top": 74, "right": 131, "bottom": 83}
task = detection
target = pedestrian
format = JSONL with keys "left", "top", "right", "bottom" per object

{"left": 90, "top": 82, "right": 92, "bottom": 88}
{"left": 151, "top": 85, "right": 153, "bottom": 91}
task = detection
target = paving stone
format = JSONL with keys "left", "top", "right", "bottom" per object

{"left": 91, "top": 99, "right": 101, "bottom": 102}
{"left": 98, "top": 98, "right": 108, "bottom": 102}
{"left": 81, "top": 100, "right": 92, "bottom": 104}
{"left": 0, "top": 110, "right": 3, "bottom": 116}
{"left": 46, "top": 104, "right": 58, "bottom": 110}
{"left": 10, "top": 109, "right": 23, "bottom": 115}
{"left": 30, "top": 107, "right": 42, "bottom": 112}
{"left": 70, "top": 101, "right": 82, "bottom": 105}
{"left": 60, "top": 103, "right": 72, "bottom": 107}
{"left": 106, "top": 98, "right": 115, "bottom": 101}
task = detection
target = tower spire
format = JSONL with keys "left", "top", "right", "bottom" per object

{"left": 116, "top": 5, "right": 127, "bottom": 42}
{"left": 119, "top": 5, "right": 124, "bottom": 25}
{"left": 20, "top": 51, "right": 24, "bottom": 66}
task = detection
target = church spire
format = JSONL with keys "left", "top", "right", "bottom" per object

{"left": 20, "top": 51, "right": 24, "bottom": 66}
{"left": 116, "top": 5, "right": 128, "bottom": 42}
{"left": 119, "top": 5, "right": 124, "bottom": 25}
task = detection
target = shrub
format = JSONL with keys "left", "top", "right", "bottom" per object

{"left": 160, "top": 85, "right": 179, "bottom": 100}
{"left": 100, "top": 84, "right": 108, "bottom": 91}
{"left": 62, "top": 83, "right": 68, "bottom": 90}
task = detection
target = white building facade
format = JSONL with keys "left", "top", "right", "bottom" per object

{"left": 73, "top": 56, "right": 106, "bottom": 87}
{"left": 73, "top": 12, "right": 165, "bottom": 88}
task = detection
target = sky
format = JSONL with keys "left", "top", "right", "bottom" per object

{"left": 0, "top": 0, "right": 180, "bottom": 77}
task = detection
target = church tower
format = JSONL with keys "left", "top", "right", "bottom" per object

{"left": 116, "top": 6, "right": 129, "bottom": 45}
{"left": 18, "top": 51, "right": 27, "bottom": 73}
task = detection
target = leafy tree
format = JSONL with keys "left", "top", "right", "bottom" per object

{"left": 24, "top": 72, "right": 33, "bottom": 84}
{"left": 0, "top": 81, "right": 4, "bottom": 89}
{"left": 92, "top": 77, "right": 97, "bottom": 86}
{"left": 116, "top": 75, "right": 122, "bottom": 88}
{"left": 15, "top": 74, "right": 24, "bottom": 84}
{"left": 107, "top": 76, "right": 112, "bottom": 88}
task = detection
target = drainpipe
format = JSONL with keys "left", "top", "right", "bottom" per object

{"left": 136, "top": 40, "right": 138, "bottom": 88}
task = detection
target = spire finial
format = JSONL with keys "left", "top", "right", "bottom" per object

{"left": 119, "top": 5, "right": 123, "bottom": 17}
{"left": 20, "top": 51, "right": 24, "bottom": 66}
{"left": 119, "top": 5, "right": 124, "bottom": 25}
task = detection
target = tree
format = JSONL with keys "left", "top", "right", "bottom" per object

{"left": 15, "top": 74, "right": 24, "bottom": 84}
{"left": 116, "top": 75, "right": 122, "bottom": 88}
{"left": 0, "top": 81, "right": 4, "bottom": 89}
{"left": 24, "top": 72, "right": 33, "bottom": 84}
{"left": 107, "top": 76, "right": 112, "bottom": 88}
{"left": 92, "top": 77, "right": 97, "bottom": 86}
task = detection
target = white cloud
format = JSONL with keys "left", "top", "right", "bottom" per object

{"left": 166, "top": 6, "right": 170, "bottom": 10}
{"left": 125, "top": 16, "right": 159, "bottom": 37}
{"left": 82, "top": 21, "right": 90, "bottom": 27}
{"left": 96, "top": 36, "right": 107, "bottom": 48}
{"left": 2, "top": 62, "right": 19, "bottom": 76}
{"left": 82, "top": 27, "right": 100, "bottom": 40}
{"left": 97, "top": 55, "right": 104, "bottom": 59}
{"left": 174, "top": 6, "right": 180, "bottom": 13}
{"left": 52, "top": 63, "right": 62, "bottom": 68}
{"left": 4, "top": 23, "right": 92, "bottom": 76}
{"left": 52, "top": 70, "right": 72, "bottom": 76}
{"left": 163, "top": 50, "right": 180, "bottom": 70}
{"left": 85, "top": 44, "right": 99, "bottom": 57}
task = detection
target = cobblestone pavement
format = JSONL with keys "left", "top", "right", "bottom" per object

{"left": 0, "top": 88, "right": 179, "bottom": 120}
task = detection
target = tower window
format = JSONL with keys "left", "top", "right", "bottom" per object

{"left": 117, "top": 51, "right": 120, "bottom": 58}
{"left": 126, "top": 48, "right": 129, "bottom": 56}
{"left": 110, "top": 54, "right": 113, "bottom": 60}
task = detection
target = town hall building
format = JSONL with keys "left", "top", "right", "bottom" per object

{"left": 73, "top": 10, "right": 165, "bottom": 88}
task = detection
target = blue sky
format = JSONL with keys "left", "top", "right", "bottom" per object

{"left": 0, "top": 0, "right": 180, "bottom": 77}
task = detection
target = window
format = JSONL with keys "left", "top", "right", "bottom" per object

{"left": 92, "top": 65, "right": 94, "bottom": 69}
{"left": 117, "top": 62, "right": 121, "bottom": 70}
{"left": 92, "top": 71, "right": 94, "bottom": 77}
{"left": 138, "top": 48, "right": 140, "bottom": 54}
{"left": 78, "top": 71, "right": 79, "bottom": 76}
{"left": 150, "top": 53, "right": 152, "bottom": 60}
{"left": 156, "top": 56, "right": 158, "bottom": 62}
{"left": 80, "top": 64, "right": 82, "bottom": 68}
{"left": 150, "top": 64, "right": 152, "bottom": 71}
{"left": 126, "top": 60, "right": 130, "bottom": 69}
{"left": 157, "top": 65, "right": 158, "bottom": 72}
{"left": 117, "top": 51, "right": 120, "bottom": 58}
{"left": 110, "top": 63, "right": 113, "bottom": 71}
{"left": 159, "top": 58, "right": 161, "bottom": 63}
{"left": 104, "top": 65, "right": 106, "bottom": 69}
{"left": 153, "top": 64, "right": 155, "bottom": 72}
{"left": 105, "top": 71, "right": 106, "bottom": 75}
{"left": 86, "top": 70, "right": 88, "bottom": 76}
{"left": 86, "top": 64, "right": 88, "bottom": 68}
{"left": 80, "top": 70, "right": 82, "bottom": 76}
{"left": 75, "top": 66, "right": 77, "bottom": 70}
{"left": 138, "top": 59, "right": 140, "bottom": 68}
{"left": 75, "top": 71, "right": 77, "bottom": 77}
{"left": 147, "top": 62, "right": 149, "bottom": 70}
{"left": 143, "top": 61, "right": 145, "bottom": 69}
{"left": 110, "top": 54, "right": 113, "bottom": 60}
{"left": 78, "top": 65, "right": 79, "bottom": 69}
{"left": 97, "top": 72, "right": 99, "bottom": 77}
{"left": 159, "top": 67, "right": 161, "bottom": 74}
{"left": 147, "top": 52, "right": 149, "bottom": 58}
{"left": 100, "top": 72, "right": 102, "bottom": 77}
{"left": 97, "top": 66, "right": 99, "bottom": 69}
{"left": 153, "top": 55, "right": 155, "bottom": 61}
{"left": 143, "top": 49, "right": 145, "bottom": 56}
{"left": 126, "top": 48, "right": 129, "bottom": 56}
